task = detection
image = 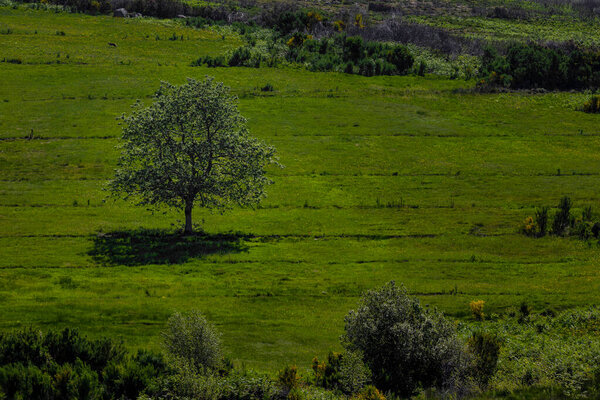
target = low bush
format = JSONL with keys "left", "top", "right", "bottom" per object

{"left": 535, "top": 207, "right": 549, "bottom": 237}
{"left": 470, "top": 300, "right": 486, "bottom": 321}
{"left": 338, "top": 351, "right": 370, "bottom": 394}
{"left": 261, "top": 83, "right": 274, "bottom": 92}
{"left": 162, "top": 310, "right": 222, "bottom": 372}
{"left": 278, "top": 365, "right": 300, "bottom": 393}
{"left": 468, "top": 332, "right": 501, "bottom": 389}
{"left": 581, "top": 95, "right": 600, "bottom": 113}
{"left": 352, "top": 385, "right": 385, "bottom": 400}
{"left": 313, "top": 351, "right": 370, "bottom": 394}
{"left": 552, "top": 196, "right": 572, "bottom": 236}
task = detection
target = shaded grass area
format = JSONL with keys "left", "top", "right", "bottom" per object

{"left": 89, "top": 229, "right": 250, "bottom": 266}
{"left": 2, "top": 6, "right": 600, "bottom": 372}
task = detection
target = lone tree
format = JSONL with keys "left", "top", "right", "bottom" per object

{"left": 109, "top": 77, "right": 277, "bottom": 234}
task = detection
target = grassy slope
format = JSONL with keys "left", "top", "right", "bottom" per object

{"left": 2, "top": 6, "right": 600, "bottom": 372}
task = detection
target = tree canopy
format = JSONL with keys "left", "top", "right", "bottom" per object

{"left": 109, "top": 77, "right": 277, "bottom": 234}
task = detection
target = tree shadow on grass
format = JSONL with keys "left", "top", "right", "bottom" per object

{"left": 89, "top": 228, "right": 251, "bottom": 266}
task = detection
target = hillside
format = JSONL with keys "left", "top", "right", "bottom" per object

{"left": 1, "top": 0, "right": 600, "bottom": 381}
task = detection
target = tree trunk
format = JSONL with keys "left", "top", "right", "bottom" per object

{"left": 184, "top": 201, "right": 193, "bottom": 235}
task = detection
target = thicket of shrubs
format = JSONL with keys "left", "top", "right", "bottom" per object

{"left": 4, "top": 283, "right": 600, "bottom": 399}
{"left": 0, "top": 328, "right": 168, "bottom": 399}
{"left": 286, "top": 34, "right": 414, "bottom": 76}
{"left": 480, "top": 43, "right": 600, "bottom": 90}
{"left": 522, "top": 196, "right": 600, "bottom": 240}
{"left": 194, "top": 33, "right": 414, "bottom": 77}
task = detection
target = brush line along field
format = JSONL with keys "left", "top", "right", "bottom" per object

{"left": 1, "top": 6, "right": 600, "bottom": 372}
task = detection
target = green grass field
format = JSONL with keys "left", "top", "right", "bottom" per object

{"left": 2, "top": 5, "right": 600, "bottom": 373}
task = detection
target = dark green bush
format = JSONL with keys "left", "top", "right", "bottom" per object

{"left": 592, "top": 222, "right": 600, "bottom": 238}
{"left": 285, "top": 34, "right": 413, "bottom": 77}
{"left": 480, "top": 44, "right": 600, "bottom": 90}
{"left": 417, "top": 60, "right": 427, "bottom": 76}
{"left": 535, "top": 206, "right": 549, "bottom": 237}
{"left": 342, "top": 281, "right": 470, "bottom": 397}
{"left": 552, "top": 196, "right": 572, "bottom": 236}
{"left": 468, "top": 332, "right": 501, "bottom": 389}
{"left": 574, "top": 220, "right": 594, "bottom": 240}
{"left": 228, "top": 46, "right": 253, "bottom": 67}
{"left": 386, "top": 46, "right": 413, "bottom": 74}
{"left": 191, "top": 55, "right": 227, "bottom": 67}
{"left": 0, "top": 328, "right": 162, "bottom": 400}
{"left": 312, "top": 352, "right": 342, "bottom": 390}
{"left": 0, "top": 363, "right": 53, "bottom": 400}
{"left": 273, "top": 10, "right": 309, "bottom": 35}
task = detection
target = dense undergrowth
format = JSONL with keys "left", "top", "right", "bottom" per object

{"left": 521, "top": 196, "right": 600, "bottom": 240}
{"left": 479, "top": 44, "right": 600, "bottom": 90}
{"left": 193, "top": 32, "right": 415, "bottom": 77}
{"left": 3, "top": 283, "right": 600, "bottom": 399}
{"left": 6, "top": 0, "right": 600, "bottom": 86}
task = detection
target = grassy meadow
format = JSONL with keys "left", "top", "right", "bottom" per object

{"left": 2, "top": 5, "right": 600, "bottom": 373}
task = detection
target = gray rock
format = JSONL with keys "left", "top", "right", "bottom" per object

{"left": 177, "top": 14, "right": 188, "bottom": 18}
{"left": 113, "top": 8, "right": 128, "bottom": 17}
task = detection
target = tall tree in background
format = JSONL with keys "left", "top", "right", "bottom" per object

{"left": 109, "top": 77, "right": 277, "bottom": 234}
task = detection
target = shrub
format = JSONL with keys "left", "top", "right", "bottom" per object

{"left": 312, "top": 351, "right": 370, "bottom": 394}
{"left": 581, "top": 96, "right": 600, "bottom": 113}
{"left": 70, "top": 359, "right": 101, "bottom": 400}
{"left": 470, "top": 300, "right": 485, "bottom": 321}
{"left": 228, "top": 46, "right": 253, "bottom": 67}
{"left": 552, "top": 196, "right": 572, "bottom": 236}
{"left": 592, "top": 222, "right": 600, "bottom": 238}
{"left": 468, "top": 332, "right": 501, "bottom": 389}
{"left": 352, "top": 385, "right": 385, "bottom": 400}
{"left": 574, "top": 220, "right": 594, "bottom": 240}
{"left": 0, "top": 363, "right": 54, "bottom": 400}
{"left": 261, "top": 83, "right": 274, "bottom": 92}
{"left": 143, "top": 364, "right": 223, "bottom": 400}
{"left": 480, "top": 43, "right": 600, "bottom": 90}
{"left": 417, "top": 60, "right": 426, "bottom": 76}
{"left": 583, "top": 205, "right": 593, "bottom": 221}
{"left": 312, "top": 352, "right": 341, "bottom": 390}
{"left": 358, "top": 58, "right": 376, "bottom": 77}
{"left": 162, "top": 310, "right": 222, "bottom": 372}
{"left": 521, "top": 216, "right": 536, "bottom": 237}
{"left": 342, "top": 281, "right": 470, "bottom": 397}
{"left": 278, "top": 365, "right": 300, "bottom": 392}
{"left": 343, "top": 62, "right": 355, "bottom": 74}
{"left": 333, "top": 20, "right": 345, "bottom": 32}
{"left": 386, "top": 46, "right": 413, "bottom": 74}
{"left": 103, "top": 350, "right": 168, "bottom": 400}
{"left": 221, "top": 370, "right": 278, "bottom": 400}
{"left": 535, "top": 207, "right": 549, "bottom": 237}
{"left": 338, "top": 351, "right": 370, "bottom": 394}
{"left": 0, "top": 327, "right": 124, "bottom": 372}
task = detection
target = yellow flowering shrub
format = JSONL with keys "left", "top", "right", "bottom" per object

{"left": 333, "top": 20, "right": 346, "bottom": 32}
{"left": 354, "top": 14, "right": 365, "bottom": 29}
{"left": 521, "top": 216, "right": 536, "bottom": 237}
{"left": 352, "top": 385, "right": 385, "bottom": 400}
{"left": 470, "top": 300, "right": 485, "bottom": 321}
